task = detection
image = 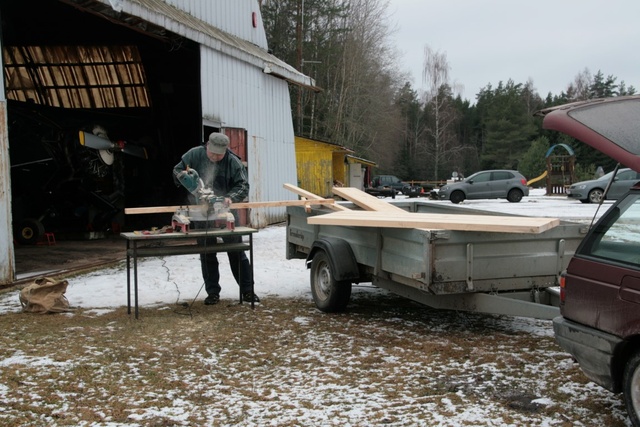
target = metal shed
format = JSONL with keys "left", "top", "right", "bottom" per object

{"left": 294, "top": 136, "right": 376, "bottom": 197}
{"left": 0, "top": 0, "right": 315, "bottom": 284}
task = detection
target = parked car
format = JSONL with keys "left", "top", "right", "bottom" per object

{"left": 365, "top": 175, "right": 424, "bottom": 198}
{"left": 436, "top": 169, "right": 529, "bottom": 203}
{"left": 536, "top": 95, "right": 640, "bottom": 427}
{"left": 567, "top": 168, "right": 640, "bottom": 203}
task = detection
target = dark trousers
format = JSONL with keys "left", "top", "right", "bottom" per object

{"left": 197, "top": 233, "right": 253, "bottom": 297}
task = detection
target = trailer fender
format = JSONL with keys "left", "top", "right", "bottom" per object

{"left": 306, "top": 238, "right": 360, "bottom": 281}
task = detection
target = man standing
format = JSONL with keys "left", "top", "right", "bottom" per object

{"left": 173, "top": 132, "right": 259, "bottom": 305}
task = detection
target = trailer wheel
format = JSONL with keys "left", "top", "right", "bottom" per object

{"left": 16, "top": 218, "right": 45, "bottom": 245}
{"left": 623, "top": 350, "right": 640, "bottom": 427}
{"left": 310, "top": 251, "right": 352, "bottom": 312}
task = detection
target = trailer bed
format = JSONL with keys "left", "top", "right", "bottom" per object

{"left": 286, "top": 200, "right": 587, "bottom": 319}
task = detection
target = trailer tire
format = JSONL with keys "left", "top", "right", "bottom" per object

{"left": 310, "top": 251, "right": 352, "bottom": 313}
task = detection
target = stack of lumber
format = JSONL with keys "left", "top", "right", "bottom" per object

{"left": 283, "top": 184, "right": 559, "bottom": 234}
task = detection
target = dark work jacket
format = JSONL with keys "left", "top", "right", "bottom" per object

{"left": 173, "top": 145, "right": 249, "bottom": 204}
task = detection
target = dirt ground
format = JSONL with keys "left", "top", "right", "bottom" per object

{"left": 11, "top": 235, "right": 126, "bottom": 285}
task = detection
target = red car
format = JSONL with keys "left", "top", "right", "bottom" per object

{"left": 537, "top": 96, "right": 640, "bottom": 427}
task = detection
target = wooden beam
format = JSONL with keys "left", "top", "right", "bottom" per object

{"left": 230, "top": 199, "right": 335, "bottom": 209}
{"left": 283, "top": 183, "right": 349, "bottom": 211}
{"left": 331, "top": 187, "right": 405, "bottom": 212}
{"left": 307, "top": 210, "right": 560, "bottom": 234}
{"left": 124, "top": 199, "right": 337, "bottom": 215}
{"left": 125, "top": 206, "right": 195, "bottom": 214}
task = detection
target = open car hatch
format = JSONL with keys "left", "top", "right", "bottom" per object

{"left": 535, "top": 95, "right": 640, "bottom": 173}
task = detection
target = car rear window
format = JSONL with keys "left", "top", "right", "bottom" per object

{"left": 569, "top": 100, "right": 640, "bottom": 156}
{"left": 581, "top": 193, "right": 640, "bottom": 266}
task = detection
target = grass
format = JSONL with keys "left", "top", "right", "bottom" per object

{"left": 0, "top": 290, "right": 631, "bottom": 426}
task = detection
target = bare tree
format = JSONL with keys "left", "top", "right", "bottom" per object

{"left": 421, "top": 45, "right": 461, "bottom": 180}
{"left": 566, "top": 68, "right": 592, "bottom": 101}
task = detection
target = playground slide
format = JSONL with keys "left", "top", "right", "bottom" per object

{"left": 527, "top": 170, "right": 548, "bottom": 186}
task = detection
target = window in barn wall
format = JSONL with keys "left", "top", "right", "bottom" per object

{"left": 3, "top": 45, "right": 150, "bottom": 109}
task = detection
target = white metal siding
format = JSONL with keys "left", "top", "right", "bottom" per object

{"left": 164, "top": 0, "right": 268, "bottom": 48}
{"left": 108, "top": 0, "right": 307, "bottom": 226}
{"left": 201, "top": 46, "right": 297, "bottom": 227}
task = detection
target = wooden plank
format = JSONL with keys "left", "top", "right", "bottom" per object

{"left": 124, "top": 199, "right": 337, "bottom": 215}
{"left": 283, "top": 183, "right": 349, "bottom": 211}
{"left": 125, "top": 205, "right": 202, "bottom": 214}
{"left": 307, "top": 211, "right": 560, "bottom": 234}
{"left": 230, "top": 199, "right": 335, "bottom": 209}
{"left": 332, "top": 187, "right": 406, "bottom": 212}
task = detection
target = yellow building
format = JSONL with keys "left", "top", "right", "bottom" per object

{"left": 294, "top": 136, "right": 376, "bottom": 197}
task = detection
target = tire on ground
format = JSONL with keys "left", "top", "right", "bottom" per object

{"left": 588, "top": 188, "right": 604, "bottom": 204}
{"left": 507, "top": 188, "right": 524, "bottom": 203}
{"left": 450, "top": 191, "right": 465, "bottom": 204}
{"left": 16, "top": 218, "right": 45, "bottom": 245}
{"left": 310, "top": 250, "right": 352, "bottom": 313}
{"left": 623, "top": 350, "right": 640, "bottom": 427}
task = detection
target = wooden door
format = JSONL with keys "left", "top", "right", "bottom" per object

{"left": 223, "top": 128, "right": 248, "bottom": 226}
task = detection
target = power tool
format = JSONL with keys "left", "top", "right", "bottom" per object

{"left": 173, "top": 168, "right": 235, "bottom": 232}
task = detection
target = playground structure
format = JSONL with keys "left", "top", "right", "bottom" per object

{"left": 526, "top": 144, "right": 576, "bottom": 195}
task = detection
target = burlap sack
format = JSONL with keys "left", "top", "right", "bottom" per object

{"left": 19, "top": 277, "right": 72, "bottom": 314}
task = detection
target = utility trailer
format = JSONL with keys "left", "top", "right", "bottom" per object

{"left": 286, "top": 201, "right": 587, "bottom": 319}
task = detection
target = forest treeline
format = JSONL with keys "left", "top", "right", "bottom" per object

{"left": 261, "top": 0, "right": 636, "bottom": 182}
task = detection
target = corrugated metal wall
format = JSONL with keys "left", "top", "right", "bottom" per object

{"left": 200, "top": 46, "right": 298, "bottom": 227}
{"left": 133, "top": 0, "right": 300, "bottom": 227}
{"left": 164, "top": 0, "right": 268, "bottom": 48}
{"left": 295, "top": 138, "right": 335, "bottom": 198}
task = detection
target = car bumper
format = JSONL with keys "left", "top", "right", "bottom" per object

{"left": 566, "top": 190, "right": 586, "bottom": 199}
{"left": 552, "top": 316, "right": 625, "bottom": 392}
{"left": 364, "top": 187, "right": 395, "bottom": 197}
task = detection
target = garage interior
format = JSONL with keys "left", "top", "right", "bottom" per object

{"left": 2, "top": 0, "right": 210, "bottom": 276}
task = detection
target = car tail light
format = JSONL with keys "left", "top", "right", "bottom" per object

{"left": 559, "top": 273, "right": 566, "bottom": 304}
{"left": 520, "top": 178, "right": 527, "bottom": 186}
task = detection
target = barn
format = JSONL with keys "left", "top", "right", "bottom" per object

{"left": 0, "top": 0, "right": 316, "bottom": 284}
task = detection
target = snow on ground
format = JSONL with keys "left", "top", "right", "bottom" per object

{"left": 0, "top": 188, "right": 631, "bottom": 426}
{"left": 1, "top": 189, "right": 612, "bottom": 315}
{"left": 0, "top": 189, "right": 611, "bottom": 315}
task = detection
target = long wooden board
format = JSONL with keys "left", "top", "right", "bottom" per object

{"left": 124, "top": 199, "right": 336, "bottom": 215}
{"left": 307, "top": 210, "right": 560, "bottom": 234}
{"left": 283, "top": 183, "right": 349, "bottom": 211}
{"left": 331, "top": 187, "right": 405, "bottom": 212}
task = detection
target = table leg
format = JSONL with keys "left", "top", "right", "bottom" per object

{"left": 126, "top": 240, "right": 131, "bottom": 314}
{"left": 250, "top": 234, "right": 254, "bottom": 309}
{"left": 133, "top": 241, "right": 139, "bottom": 319}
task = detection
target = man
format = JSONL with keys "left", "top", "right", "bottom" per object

{"left": 173, "top": 132, "right": 259, "bottom": 305}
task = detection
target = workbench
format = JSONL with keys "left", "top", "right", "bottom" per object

{"left": 121, "top": 227, "right": 257, "bottom": 318}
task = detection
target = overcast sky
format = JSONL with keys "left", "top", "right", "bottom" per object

{"left": 387, "top": 0, "right": 640, "bottom": 102}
